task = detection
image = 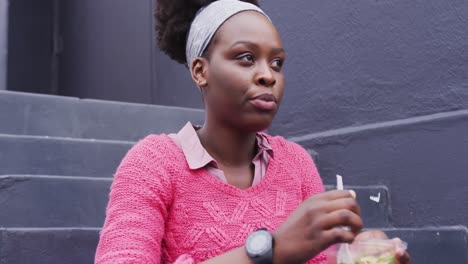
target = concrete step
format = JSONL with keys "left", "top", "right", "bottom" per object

{"left": 293, "top": 109, "right": 468, "bottom": 229}
{"left": 0, "top": 228, "right": 99, "bottom": 264}
{"left": 0, "top": 227, "right": 466, "bottom": 264}
{"left": 0, "top": 134, "right": 132, "bottom": 176}
{"left": 0, "top": 176, "right": 390, "bottom": 228}
{"left": 383, "top": 226, "right": 468, "bottom": 264}
{"left": 0, "top": 90, "right": 204, "bottom": 141}
{"left": 0, "top": 175, "right": 111, "bottom": 227}
{"left": 324, "top": 185, "right": 391, "bottom": 228}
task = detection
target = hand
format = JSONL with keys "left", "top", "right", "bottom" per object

{"left": 273, "top": 190, "right": 363, "bottom": 264}
{"left": 355, "top": 230, "right": 411, "bottom": 264}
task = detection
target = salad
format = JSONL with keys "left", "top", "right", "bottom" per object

{"left": 351, "top": 252, "right": 397, "bottom": 264}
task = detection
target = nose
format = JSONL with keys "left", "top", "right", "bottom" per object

{"left": 255, "top": 61, "right": 276, "bottom": 87}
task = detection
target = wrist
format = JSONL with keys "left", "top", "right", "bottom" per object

{"left": 245, "top": 228, "right": 274, "bottom": 264}
{"left": 272, "top": 232, "right": 285, "bottom": 264}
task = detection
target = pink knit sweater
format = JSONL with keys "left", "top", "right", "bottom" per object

{"left": 95, "top": 134, "right": 327, "bottom": 264}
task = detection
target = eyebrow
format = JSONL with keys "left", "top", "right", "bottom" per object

{"left": 230, "top": 41, "right": 285, "bottom": 54}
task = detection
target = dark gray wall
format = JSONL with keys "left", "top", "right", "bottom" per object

{"left": 5, "top": 0, "right": 202, "bottom": 107}
{"left": 5, "top": 0, "right": 468, "bottom": 231}
{"left": 58, "top": 0, "right": 202, "bottom": 108}
{"left": 266, "top": 0, "right": 468, "bottom": 137}
{"left": 6, "top": 1, "right": 468, "bottom": 118}
{"left": 58, "top": 0, "right": 154, "bottom": 104}
{"left": 2, "top": 2, "right": 468, "bottom": 260}
{"left": 6, "top": 0, "right": 55, "bottom": 94}
{"left": 293, "top": 110, "right": 468, "bottom": 228}
{"left": 153, "top": 47, "right": 203, "bottom": 108}
{"left": 0, "top": 0, "right": 7, "bottom": 90}
{"left": 57, "top": 0, "right": 468, "bottom": 136}
{"left": 59, "top": 0, "right": 468, "bottom": 135}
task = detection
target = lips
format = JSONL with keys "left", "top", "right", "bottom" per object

{"left": 250, "top": 93, "right": 278, "bottom": 111}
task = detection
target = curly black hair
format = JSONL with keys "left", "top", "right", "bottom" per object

{"left": 155, "top": 0, "right": 260, "bottom": 65}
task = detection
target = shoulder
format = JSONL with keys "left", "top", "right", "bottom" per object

{"left": 113, "top": 134, "right": 185, "bottom": 202}
{"left": 261, "top": 133, "right": 311, "bottom": 160}
{"left": 133, "top": 133, "right": 176, "bottom": 152}
{"left": 262, "top": 133, "right": 324, "bottom": 196}
{"left": 125, "top": 134, "right": 180, "bottom": 159}
{"left": 117, "top": 134, "right": 185, "bottom": 174}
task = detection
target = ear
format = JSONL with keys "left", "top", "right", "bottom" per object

{"left": 191, "top": 57, "right": 209, "bottom": 88}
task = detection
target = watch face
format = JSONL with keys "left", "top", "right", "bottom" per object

{"left": 246, "top": 230, "right": 272, "bottom": 256}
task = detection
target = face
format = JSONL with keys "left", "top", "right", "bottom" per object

{"left": 196, "top": 11, "right": 286, "bottom": 133}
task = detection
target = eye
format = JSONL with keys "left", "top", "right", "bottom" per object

{"left": 271, "top": 58, "right": 284, "bottom": 70}
{"left": 238, "top": 53, "right": 255, "bottom": 63}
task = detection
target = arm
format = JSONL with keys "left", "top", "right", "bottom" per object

{"left": 95, "top": 139, "right": 172, "bottom": 264}
{"left": 201, "top": 144, "right": 354, "bottom": 264}
{"left": 295, "top": 144, "right": 411, "bottom": 264}
{"left": 95, "top": 139, "right": 251, "bottom": 264}
{"left": 200, "top": 194, "right": 362, "bottom": 264}
{"left": 294, "top": 145, "right": 325, "bottom": 200}
{"left": 200, "top": 247, "right": 252, "bottom": 264}
{"left": 95, "top": 138, "right": 360, "bottom": 264}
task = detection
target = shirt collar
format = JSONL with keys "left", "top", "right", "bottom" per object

{"left": 177, "top": 122, "right": 273, "bottom": 170}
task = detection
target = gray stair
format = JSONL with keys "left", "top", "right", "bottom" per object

{"left": 1, "top": 90, "right": 467, "bottom": 263}
{"left": 0, "top": 228, "right": 99, "bottom": 264}
{"left": 1, "top": 227, "right": 466, "bottom": 264}
{"left": 0, "top": 175, "right": 111, "bottom": 227}
{"left": 0, "top": 135, "right": 132, "bottom": 177}
{"left": 293, "top": 109, "right": 468, "bottom": 228}
{"left": 0, "top": 90, "right": 204, "bottom": 141}
{"left": 0, "top": 176, "right": 390, "bottom": 228}
{"left": 0, "top": 133, "right": 314, "bottom": 178}
{"left": 384, "top": 226, "right": 468, "bottom": 264}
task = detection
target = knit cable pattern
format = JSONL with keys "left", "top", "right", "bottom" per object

{"left": 95, "top": 134, "right": 326, "bottom": 264}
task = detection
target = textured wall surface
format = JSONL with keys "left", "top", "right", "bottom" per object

{"left": 58, "top": 0, "right": 202, "bottom": 108}
{"left": 6, "top": 0, "right": 54, "bottom": 94}
{"left": 7, "top": 1, "right": 467, "bottom": 120}
{"left": 265, "top": 0, "right": 468, "bottom": 137}
{"left": 59, "top": 0, "right": 154, "bottom": 104}
{"left": 5, "top": 0, "right": 468, "bottom": 222}
{"left": 294, "top": 110, "right": 468, "bottom": 228}
{"left": 3, "top": 2, "right": 468, "bottom": 262}
{"left": 0, "top": 0, "right": 7, "bottom": 90}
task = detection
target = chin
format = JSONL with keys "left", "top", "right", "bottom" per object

{"left": 242, "top": 115, "right": 274, "bottom": 133}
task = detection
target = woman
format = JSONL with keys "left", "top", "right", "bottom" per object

{"left": 95, "top": 0, "right": 410, "bottom": 263}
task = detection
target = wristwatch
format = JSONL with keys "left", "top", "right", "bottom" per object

{"left": 245, "top": 228, "right": 274, "bottom": 264}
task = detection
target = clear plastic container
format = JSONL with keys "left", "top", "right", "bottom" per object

{"left": 326, "top": 238, "right": 408, "bottom": 264}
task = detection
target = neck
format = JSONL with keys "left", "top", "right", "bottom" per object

{"left": 197, "top": 119, "right": 257, "bottom": 167}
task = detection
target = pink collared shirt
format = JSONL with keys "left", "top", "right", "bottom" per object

{"left": 168, "top": 122, "right": 273, "bottom": 186}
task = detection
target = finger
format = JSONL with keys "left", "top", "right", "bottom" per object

{"left": 320, "top": 197, "right": 361, "bottom": 216}
{"left": 355, "top": 230, "right": 388, "bottom": 241}
{"left": 390, "top": 237, "right": 410, "bottom": 262}
{"left": 309, "top": 190, "right": 356, "bottom": 202}
{"left": 320, "top": 209, "right": 364, "bottom": 234}
{"left": 390, "top": 238, "right": 406, "bottom": 252}
{"left": 322, "top": 227, "right": 357, "bottom": 245}
{"left": 397, "top": 251, "right": 411, "bottom": 264}
{"left": 389, "top": 237, "right": 410, "bottom": 263}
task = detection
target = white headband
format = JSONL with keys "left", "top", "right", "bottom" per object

{"left": 185, "top": 0, "right": 270, "bottom": 72}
